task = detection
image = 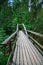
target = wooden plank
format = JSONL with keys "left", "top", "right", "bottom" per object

{"left": 25, "top": 35, "right": 43, "bottom": 65}
{"left": 29, "top": 35, "right": 43, "bottom": 49}
{"left": 1, "top": 31, "right": 17, "bottom": 45}
{"left": 22, "top": 46, "right": 27, "bottom": 65}
{"left": 27, "top": 43, "right": 41, "bottom": 65}
{"left": 6, "top": 42, "right": 16, "bottom": 65}
{"left": 26, "top": 35, "right": 43, "bottom": 64}
{"left": 19, "top": 46, "right": 23, "bottom": 65}
{"left": 26, "top": 37, "right": 43, "bottom": 62}
{"left": 16, "top": 46, "right": 19, "bottom": 65}
{"left": 25, "top": 42, "right": 36, "bottom": 65}
{"left": 27, "top": 30, "right": 43, "bottom": 38}
{"left": 11, "top": 30, "right": 43, "bottom": 65}
{"left": 12, "top": 46, "right": 17, "bottom": 65}
{"left": 29, "top": 39, "right": 43, "bottom": 59}
{"left": 35, "top": 44, "right": 43, "bottom": 56}
{"left": 28, "top": 38, "right": 43, "bottom": 59}
{"left": 23, "top": 45, "right": 32, "bottom": 65}
{"left": 23, "top": 36, "right": 36, "bottom": 65}
{"left": 22, "top": 24, "right": 28, "bottom": 35}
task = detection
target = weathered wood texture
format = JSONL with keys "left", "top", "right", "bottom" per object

{"left": 0, "top": 31, "right": 17, "bottom": 54}
{"left": 27, "top": 30, "right": 43, "bottom": 38}
{"left": 28, "top": 35, "right": 43, "bottom": 49}
{"left": 1, "top": 24, "right": 43, "bottom": 65}
{"left": 1, "top": 31, "right": 17, "bottom": 45}
{"left": 11, "top": 31, "right": 43, "bottom": 65}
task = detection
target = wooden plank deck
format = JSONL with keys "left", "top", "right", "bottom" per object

{"left": 12, "top": 31, "right": 43, "bottom": 65}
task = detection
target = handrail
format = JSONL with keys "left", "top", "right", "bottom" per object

{"left": 28, "top": 35, "right": 43, "bottom": 49}
{"left": 1, "top": 31, "right": 17, "bottom": 45}
{"left": 1, "top": 23, "right": 19, "bottom": 45}
{"left": 0, "top": 24, "right": 18, "bottom": 54}
{"left": 6, "top": 41, "right": 16, "bottom": 65}
{"left": 27, "top": 30, "right": 43, "bottom": 38}
{"left": 17, "top": 23, "right": 28, "bottom": 35}
{"left": 17, "top": 24, "right": 18, "bottom": 32}
{"left": 0, "top": 31, "right": 17, "bottom": 54}
{"left": 22, "top": 23, "right": 28, "bottom": 35}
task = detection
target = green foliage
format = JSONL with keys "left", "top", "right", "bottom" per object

{"left": 0, "top": 0, "right": 43, "bottom": 65}
{"left": 0, "top": 54, "right": 9, "bottom": 65}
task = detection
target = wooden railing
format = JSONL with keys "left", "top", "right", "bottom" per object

{"left": 27, "top": 30, "right": 43, "bottom": 50}
{"left": 29, "top": 35, "right": 43, "bottom": 49}
{"left": 6, "top": 24, "right": 28, "bottom": 65}
{"left": 0, "top": 24, "right": 43, "bottom": 65}
{"left": 6, "top": 40, "right": 16, "bottom": 65}
{"left": 18, "top": 23, "right": 28, "bottom": 35}
{"left": 27, "top": 30, "right": 43, "bottom": 38}
{"left": 0, "top": 31, "right": 17, "bottom": 54}
{"left": 0, "top": 23, "right": 27, "bottom": 55}
{"left": 0, "top": 23, "right": 19, "bottom": 54}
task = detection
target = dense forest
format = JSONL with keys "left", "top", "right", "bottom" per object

{"left": 0, "top": 0, "right": 43, "bottom": 65}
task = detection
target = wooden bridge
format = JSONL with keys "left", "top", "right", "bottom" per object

{"left": 1, "top": 24, "right": 43, "bottom": 65}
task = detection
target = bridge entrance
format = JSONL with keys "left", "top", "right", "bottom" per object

{"left": 1, "top": 24, "right": 43, "bottom": 65}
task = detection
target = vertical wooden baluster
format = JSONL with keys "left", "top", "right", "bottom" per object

{"left": 9, "top": 41, "right": 12, "bottom": 54}
{"left": 3, "top": 44, "right": 6, "bottom": 56}
{"left": 32, "top": 34, "right": 35, "bottom": 44}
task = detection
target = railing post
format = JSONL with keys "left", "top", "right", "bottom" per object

{"left": 8, "top": 41, "right": 12, "bottom": 54}
{"left": 3, "top": 45, "right": 6, "bottom": 56}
